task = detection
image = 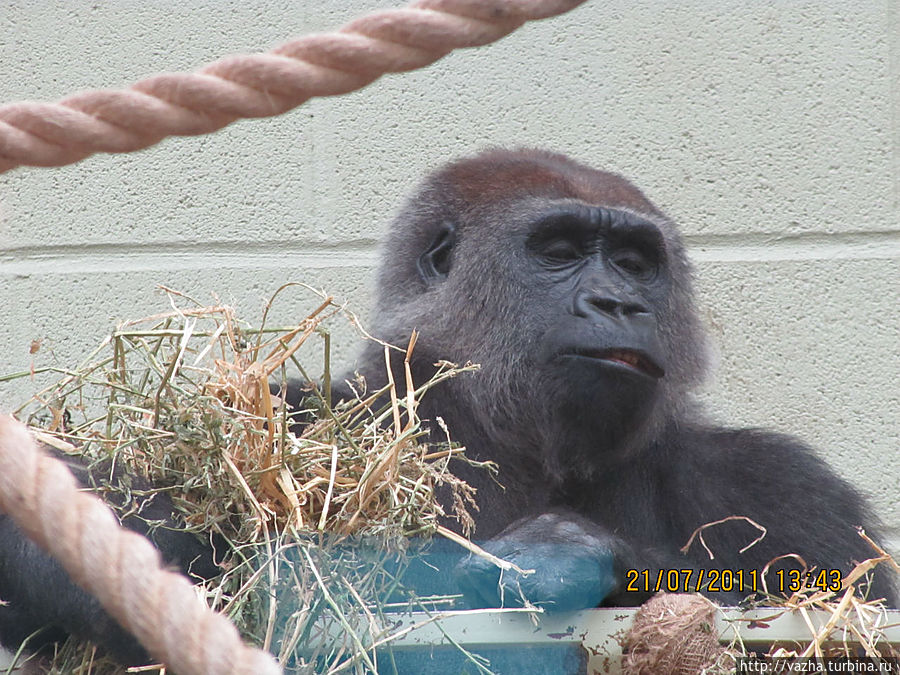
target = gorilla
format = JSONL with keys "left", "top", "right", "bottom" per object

{"left": 0, "top": 148, "right": 895, "bottom": 666}
{"left": 325, "top": 148, "right": 896, "bottom": 611}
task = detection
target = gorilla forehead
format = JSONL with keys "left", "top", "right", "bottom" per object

{"left": 378, "top": 148, "right": 687, "bottom": 308}
{"left": 436, "top": 148, "right": 664, "bottom": 218}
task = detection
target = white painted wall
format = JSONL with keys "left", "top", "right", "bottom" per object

{"left": 1, "top": 1, "right": 897, "bottom": 548}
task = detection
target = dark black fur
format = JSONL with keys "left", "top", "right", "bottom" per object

{"left": 335, "top": 148, "right": 896, "bottom": 610}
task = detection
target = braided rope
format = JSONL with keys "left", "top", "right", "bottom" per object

{"left": 0, "top": 415, "right": 282, "bottom": 675}
{"left": 0, "top": 0, "right": 585, "bottom": 174}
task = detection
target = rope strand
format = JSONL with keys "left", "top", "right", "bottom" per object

{"left": 0, "top": 0, "right": 585, "bottom": 174}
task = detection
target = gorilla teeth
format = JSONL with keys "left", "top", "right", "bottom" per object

{"left": 598, "top": 349, "right": 665, "bottom": 378}
{"left": 609, "top": 351, "right": 639, "bottom": 366}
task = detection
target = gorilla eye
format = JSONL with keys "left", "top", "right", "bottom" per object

{"left": 610, "top": 248, "right": 656, "bottom": 279}
{"left": 538, "top": 238, "right": 585, "bottom": 264}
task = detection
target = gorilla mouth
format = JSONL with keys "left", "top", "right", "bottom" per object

{"left": 564, "top": 348, "right": 665, "bottom": 379}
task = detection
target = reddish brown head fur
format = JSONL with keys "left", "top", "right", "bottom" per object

{"left": 436, "top": 148, "right": 662, "bottom": 216}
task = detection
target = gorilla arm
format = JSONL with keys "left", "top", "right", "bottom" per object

{"left": 666, "top": 426, "right": 898, "bottom": 605}
{"left": 0, "top": 513, "right": 150, "bottom": 664}
{"left": 453, "top": 511, "right": 648, "bottom": 611}
{"left": 454, "top": 425, "right": 897, "bottom": 611}
{"left": 0, "top": 446, "right": 216, "bottom": 665}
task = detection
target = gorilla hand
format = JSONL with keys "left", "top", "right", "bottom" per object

{"left": 454, "top": 512, "right": 618, "bottom": 611}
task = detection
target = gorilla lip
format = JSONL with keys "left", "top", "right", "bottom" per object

{"left": 563, "top": 348, "right": 665, "bottom": 379}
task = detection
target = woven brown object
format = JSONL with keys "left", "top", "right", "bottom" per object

{"left": 622, "top": 593, "right": 732, "bottom": 675}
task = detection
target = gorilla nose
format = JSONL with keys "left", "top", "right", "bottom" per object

{"left": 574, "top": 288, "right": 648, "bottom": 319}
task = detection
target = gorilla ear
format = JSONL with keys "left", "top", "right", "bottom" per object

{"left": 416, "top": 221, "right": 456, "bottom": 285}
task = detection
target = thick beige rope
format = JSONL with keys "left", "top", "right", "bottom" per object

{"left": 0, "top": 415, "right": 282, "bottom": 675}
{"left": 0, "top": 0, "right": 585, "bottom": 174}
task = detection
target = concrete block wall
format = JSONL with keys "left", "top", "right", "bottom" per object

{"left": 1, "top": 1, "right": 897, "bottom": 551}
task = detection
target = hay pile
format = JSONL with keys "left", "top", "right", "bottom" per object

{"left": 736, "top": 544, "right": 900, "bottom": 660}
{"left": 9, "top": 285, "right": 492, "bottom": 674}
{"left": 622, "top": 593, "right": 733, "bottom": 675}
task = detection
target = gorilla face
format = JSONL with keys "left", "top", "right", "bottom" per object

{"left": 526, "top": 204, "right": 671, "bottom": 456}
{"left": 527, "top": 205, "right": 667, "bottom": 379}
{"left": 410, "top": 195, "right": 675, "bottom": 467}
{"left": 370, "top": 149, "right": 710, "bottom": 474}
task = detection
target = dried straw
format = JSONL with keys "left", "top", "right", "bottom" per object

{"left": 8, "top": 285, "right": 494, "bottom": 674}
